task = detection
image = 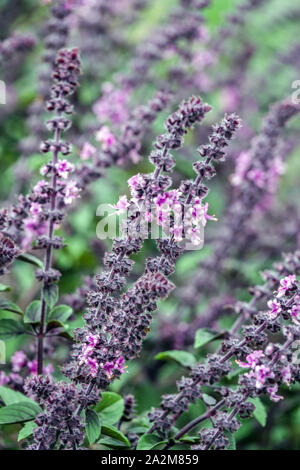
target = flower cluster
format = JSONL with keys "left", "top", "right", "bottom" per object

{"left": 147, "top": 251, "right": 300, "bottom": 449}
{"left": 24, "top": 376, "right": 85, "bottom": 450}
{"left": 177, "top": 99, "right": 300, "bottom": 313}
{"left": 0, "top": 350, "right": 53, "bottom": 391}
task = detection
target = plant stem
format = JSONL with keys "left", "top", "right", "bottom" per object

{"left": 37, "top": 123, "right": 61, "bottom": 375}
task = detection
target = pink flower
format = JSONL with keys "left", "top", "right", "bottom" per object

{"left": 55, "top": 159, "right": 74, "bottom": 179}
{"left": 103, "top": 356, "right": 126, "bottom": 379}
{"left": 128, "top": 173, "right": 146, "bottom": 199}
{"left": 291, "top": 300, "right": 300, "bottom": 321}
{"left": 230, "top": 152, "right": 251, "bottom": 187}
{"left": 199, "top": 202, "right": 217, "bottom": 227}
{"left": 156, "top": 193, "right": 168, "bottom": 207}
{"left": 23, "top": 217, "right": 47, "bottom": 249}
{"left": 63, "top": 181, "right": 81, "bottom": 204}
{"left": 27, "top": 359, "right": 53, "bottom": 376}
{"left": 113, "top": 195, "right": 129, "bottom": 213}
{"left": 95, "top": 126, "right": 117, "bottom": 150}
{"left": 171, "top": 225, "right": 184, "bottom": 241}
{"left": 0, "top": 371, "right": 9, "bottom": 386}
{"left": 252, "top": 364, "right": 272, "bottom": 389}
{"left": 29, "top": 202, "right": 42, "bottom": 217}
{"left": 93, "top": 85, "right": 130, "bottom": 125}
{"left": 277, "top": 275, "right": 296, "bottom": 298}
{"left": 103, "top": 361, "right": 115, "bottom": 379}
{"left": 221, "top": 86, "right": 240, "bottom": 113}
{"left": 267, "top": 299, "right": 282, "bottom": 318}
{"left": 40, "top": 165, "right": 50, "bottom": 176}
{"left": 237, "top": 350, "right": 264, "bottom": 369}
{"left": 80, "top": 334, "right": 99, "bottom": 363}
{"left": 11, "top": 350, "right": 27, "bottom": 372}
{"left": 27, "top": 360, "right": 38, "bottom": 375}
{"left": 247, "top": 168, "right": 266, "bottom": 188}
{"left": 87, "top": 357, "right": 99, "bottom": 378}
{"left": 145, "top": 211, "right": 152, "bottom": 222}
{"left": 114, "top": 356, "right": 125, "bottom": 374}
{"left": 80, "top": 142, "right": 96, "bottom": 160}
{"left": 186, "top": 226, "right": 203, "bottom": 246}
{"left": 33, "top": 180, "right": 48, "bottom": 196}
{"left": 282, "top": 366, "right": 292, "bottom": 386}
{"left": 267, "top": 384, "right": 283, "bottom": 403}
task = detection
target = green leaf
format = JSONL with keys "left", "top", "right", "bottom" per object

{"left": 0, "top": 386, "right": 37, "bottom": 406}
{"left": 202, "top": 393, "right": 217, "bottom": 406}
{"left": 46, "top": 320, "right": 65, "bottom": 332}
{"left": 137, "top": 433, "right": 167, "bottom": 450}
{"left": 224, "top": 430, "right": 236, "bottom": 450}
{"left": 17, "top": 253, "right": 44, "bottom": 269}
{"left": 24, "top": 300, "right": 41, "bottom": 324}
{"left": 100, "top": 425, "right": 130, "bottom": 447}
{"left": 86, "top": 409, "right": 101, "bottom": 445}
{"left": 44, "top": 284, "right": 58, "bottom": 309}
{"left": 0, "top": 283, "right": 11, "bottom": 292}
{"left": 18, "top": 421, "right": 37, "bottom": 441}
{"left": 0, "top": 319, "right": 26, "bottom": 340}
{"left": 0, "top": 402, "right": 41, "bottom": 424}
{"left": 95, "top": 392, "right": 124, "bottom": 425}
{"left": 194, "top": 328, "right": 223, "bottom": 349}
{"left": 179, "top": 436, "right": 199, "bottom": 444}
{"left": 48, "top": 305, "right": 72, "bottom": 323}
{"left": 97, "top": 437, "right": 129, "bottom": 449}
{"left": 155, "top": 350, "right": 196, "bottom": 368}
{"left": 0, "top": 299, "right": 23, "bottom": 315}
{"left": 249, "top": 397, "right": 267, "bottom": 427}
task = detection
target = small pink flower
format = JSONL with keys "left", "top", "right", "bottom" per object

{"left": 291, "top": 300, "right": 300, "bottom": 321}
{"left": 40, "top": 165, "right": 50, "bottom": 176}
{"left": 55, "top": 159, "right": 74, "bottom": 179}
{"left": 95, "top": 126, "right": 116, "bottom": 150}
{"left": 80, "top": 142, "right": 97, "bottom": 160}
{"left": 253, "top": 364, "right": 272, "bottom": 389}
{"left": 27, "top": 359, "right": 54, "bottom": 376}
{"left": 63, "top": 181, "right": 81, "bottom": 204}
{"left": 44, "top": 363, "right": 54, "bottom": 376}
{"left": 0, "top": 371, "right": 9, "bottom": 386}
{"left": 237, "top": 350, "right": 264, "bottom": 369}
{"left": 156, "top": 193, "right": 168, "bottom": 207}
{"left": 93, "top": 85, "right": 130, "bottom": 125}
{"left": 103, "top": 356, "right": 126, "bottom": 379}
{"left": 277, "top": 275, "right": 296, "bottom": 298}
{"left": 171, "top": 225, "right": 184, "bottom": 241}
{"left": 186, "top": 226, "right": 203, "bottom": 246}
{"left": 267, "top": 384, "right": 283, "bottom": 402}
{"left": 282, "top": 366, "right": 292, "bottom": 386}
{"left": 200, "top": 202, "right": 217, "bottom": 227}
{"left": 29, "top": 202, "right": 42, "bottom": 217}
{"left": 247, "top": 168, "right": 266, "bottom": 188}
{"left": 103, "top": 361, "right": 115, "bottom": 379}
{"left": 114, "top": 356, "right": 125, "bottom": 374}
{"left": 145, "top": 211, "right": 152, "bottom": 222}
{"left": 128, "top": 173, "right": 146, "bottom": 198}
{"left": 267, "top": 299, "right": 282, "bottom": 318}
{"left": 230, "top": 152, "right": 251, "bottom": 187}
{"left": 33, "top": 180, "right": 48, "bottom": 196}
{"left": 113, "top": 195, "right": 129, "bottom": 213}
{"left": 27, "top": 360, "right": 38, "bottom": 375}
{"left": 11, "top": 350, "right": 27, "bottom": 372}
{"left": 87, "top": 357, "right": 99, "bottom": 378}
